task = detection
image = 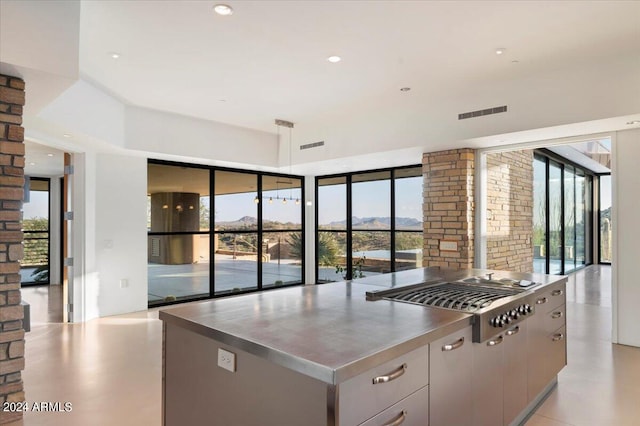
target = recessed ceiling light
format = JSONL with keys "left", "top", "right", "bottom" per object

{"left": 47, "top": 153, "right": 54, "bottom": 157}
{"left": 327, "top": 56, "right": 341, "bottom": 63}
{"left": 626, "top": 120, "right": 640, "bottom": 125}
{"left": 108, "top": 52, "right": 121, "bottom": 59}
{"left": 63, "top": 134, "right": 71, "bottom": 138}
{"left": 29, "top": 162, "right": 36, "bottom": 166}
{"left": 400, "top": 87, "right": 411, "bottom": 92}
{"left": 495, "top": 48, "right": 506, "bottom": 55}
{"left": 213, "top": 4, "right": 233, "bottom": 16}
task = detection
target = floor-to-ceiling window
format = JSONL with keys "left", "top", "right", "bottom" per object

{"left": 549, "top": 161, "right": 563, "bottom": 274}
{"left": 315, "top": 165, "right": 422, "bottom": 282}
{"left": 260, "top": 175, "right": 303, "bottom": 288}
{"left": 20, "top": 178, "right": 50, "bottom": 285}
{"left": 147, "top": 160, "right": 304, "bottom": 306}
{"left": 533, "top": 151, "right": 593, "bottom": 275}
{"left": 533, "top": 156, "right": 547, "bottom": 274}
{"left": 599, "top": 174, "right": 612, "bottom": 264}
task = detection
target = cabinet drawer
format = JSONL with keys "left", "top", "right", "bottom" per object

{"left": 548, "top": 326, "right": 567, "bottom": 378}
{"left": 359, "top": 386, "right": 429, "bottom": 426}
{"left": 544, "top": 304, "right": 566, "bottom": 332}
{"left": 429, "top": 326, "right": 473, "bottom": 426}
{"left": 533, "top": 281, "right": 566, "bottom": 312}
{"left": 339, "top": 345, "right": 429, "bottom": 426}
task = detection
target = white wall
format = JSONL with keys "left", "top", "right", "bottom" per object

{"left": 71, "top": 152, "right": 147, "bottom": 321}
{"left": 93, "top": 153, "right": 148, "bottom": 317}
{"left": 125, "top": 106, "right": 279, "bottom": 167}
{"left": 613, "top": 128, "right": 640, "bottom": 347}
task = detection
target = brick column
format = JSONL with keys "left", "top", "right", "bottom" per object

{"left": 0, "top": 74, "right": 26, "bottom": 424}
{"left": 422, "top": 149, "right": 475, "bottom": 269}
{"left": 486, "top": 150, "right": 534, "bottom": 272}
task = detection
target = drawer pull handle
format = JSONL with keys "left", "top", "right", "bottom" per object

{"left": 487, "top": 335, "right": 504, "bottom": 346}
{"left": 382, "top": 410, "right": 407, "bottom": 426}
{"left": 552, "top": 333, "right": 564, "bottom": 342}
{"left": 372, "top": 363, "right": 407, "bottom": 385}
{"left": 536, "top": 297, "right": 548, "bottom": 305}
{"left": 442, "top": 337, "right": 465, "bottom": 352}
{"left": 552, "top": 289, "right": 564, "bottom": 296}
{"left": 505, "top": 326, "right": 520, "bottom": 336}
{"left": 551, "top": 311, "right": 563, "bottom": 319}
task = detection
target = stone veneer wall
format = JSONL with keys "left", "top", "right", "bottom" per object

{"left": 422, "top": 149, "right": 475, "bottom": 268}
{"left": 0, "top": 74, "right": 26, "bottom": 424}
{"left": 485, "top": 150, "right": 534, "bottom": 272}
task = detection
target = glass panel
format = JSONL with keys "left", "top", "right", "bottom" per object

{"left": 262, "top": 231, "right": 302, "bottom": 288}
{"left": 533, "top": 157, "right": 547, "bottom": 274}
{"left": 262, "top": 175, "right": 302, "bottom": 229}
{"left": 318, "top": 177, "right": 346, "bottom": 230}
{"left": 352, "top": 231, "right": 391, "bottom": 276}
{"left": 600, "top": 175, "right": 612, "bottom": 263}
{"left": 395, "top": 232, "right": 423, "bottom": 271}
{"left": 352, "top": 171, "right": 390, "bottom": 230}
{"left": 317, "top": 232, "right": 346, "bottom": 282}
{"left": 575, "top": 173, "right": 586, "bottom": 267}
{"left": 214, "top": 232, "right": 258, "bottom": 294}
{"left": 395, "top": 168, "right": 423, "bottom": 230}
{"left": 148, "top": 234, "right": 210, "bottom": 305}
{"left": 548, "top": 163, "right": 562, "bottom": 274}
{"left": 214, "top": 170, "right": 258, "bottom": 231}
{"left": 564, "top": 167, "right": 576, "bottom": 273}
{"left": 21, "top": 178, "right": 50, "bottom": 284}
{"left": 148, "top": 163, "right": 210, "bottom": 232}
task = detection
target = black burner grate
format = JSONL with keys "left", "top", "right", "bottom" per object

{"left": 385, "top": 282, "right": 520, "bottom": 312}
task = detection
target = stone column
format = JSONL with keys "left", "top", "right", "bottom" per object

{"left": 485, "top": 150, "right": 534, "bottom": 272}
{"left": 422, "top": 149, "right": 475, "bottom": 269}
{"left": 0, "top": 74, "right": 26, "bottom": 424}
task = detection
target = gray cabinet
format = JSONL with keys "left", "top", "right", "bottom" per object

{"left": 472, "top": 333, "right": 504, "bottom": 426}
{"left": 359, "top": 386, "right": 429, "bottom": 426}
{"left": 527, "top": 281, "right": 567, "bottom": 402}
{"left": 503, "top": 322, "right": 528, "bottom": 425}
{"left": 429, "top": 326, "right": 473, "bottom": 426}
{"left": 339, "top": 345, "right": 429, "bottom": 426}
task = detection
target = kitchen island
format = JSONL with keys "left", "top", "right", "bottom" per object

{"left": 160, "top": 267, "right": 567, "bottom": 426}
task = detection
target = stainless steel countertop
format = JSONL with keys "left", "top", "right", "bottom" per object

{"left": 159, "top": 267, "right": 565, "bottom": 385}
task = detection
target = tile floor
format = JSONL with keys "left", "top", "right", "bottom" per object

{"left": 10, "top": 265, "right": 640, "bottom": 425}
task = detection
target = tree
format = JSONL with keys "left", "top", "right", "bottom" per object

{"left": 289, "top": 232, "right": 339, "bottom": 265}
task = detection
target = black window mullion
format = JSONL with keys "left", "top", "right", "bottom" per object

{"left": 346, "top": 174, "right": 353, "bottom": 280}
{"left": 560, "top": 164, "right": 566, "bottom": 274}
{"left": 544, "top": 158, "right": 550, "bottom": 274}
{"left": 390, "top": 170, "right": 396, "bottom": 272}
{"left": 209, "top": 169, "right": 215, "bottom": 297}
{"left": 257, "top": 174, "right": 263, "bottom": 290}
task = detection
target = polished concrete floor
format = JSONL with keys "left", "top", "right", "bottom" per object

{"left": 12, "top": 265, "right": 640, "bottom": 425}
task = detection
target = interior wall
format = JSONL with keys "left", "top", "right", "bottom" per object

{"left": 613, "top": 128, "right": 640, "bottom": 347}
{"left": 93, "top": 153, "right": 148, "bottom": 317}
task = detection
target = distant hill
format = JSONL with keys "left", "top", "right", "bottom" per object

{"left": 323, "top": 216, "right": 422, "bottom": 230}
{"left": 216, "top": 215, "right": 422, "bottom": 230}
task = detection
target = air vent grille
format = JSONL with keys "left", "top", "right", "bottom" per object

{"left": 300, "top": 141, "right": 325, "bottom": 150}
{"left": 458, "top": 105, "right": 507, "bottom": 120}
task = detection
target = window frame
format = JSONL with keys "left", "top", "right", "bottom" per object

{"left": 147, "top": 159, "right": 305, "bottom": 307}
{"left": 315, "top": 164, "right": 422, "bottom": 282}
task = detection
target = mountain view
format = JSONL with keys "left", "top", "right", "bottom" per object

{"left": 322, "top": 216, "right": 423, "bottom": 230}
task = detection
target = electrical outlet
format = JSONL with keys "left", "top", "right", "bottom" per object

{"left": 218, "top": 348, "right": 236, "bottom": 372}
{"left": 119, "top": 279, "right": 129, "bottom": 288}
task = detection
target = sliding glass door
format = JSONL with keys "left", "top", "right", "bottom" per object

{"left": 533, "top": 153, "right": 593, "bottom": 275}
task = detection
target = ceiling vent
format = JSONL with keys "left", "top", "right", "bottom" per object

{"left": 458, "top": 105, "right": 507, "bottom": 120}
{"left": 300, "top": 141, "right": 325, "bottom": 150}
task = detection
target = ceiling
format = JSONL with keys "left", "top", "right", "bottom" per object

{"left": 78, "top": 0, "right": 640, "bottom": 134}
{"left": 3, "top": 1, "right": 639, "bottom": 177}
